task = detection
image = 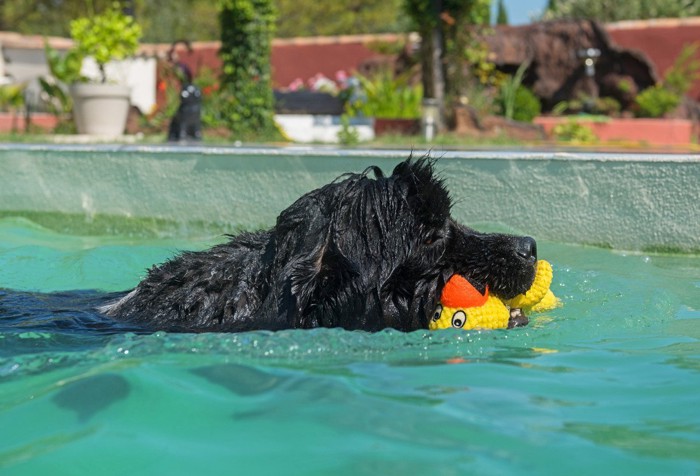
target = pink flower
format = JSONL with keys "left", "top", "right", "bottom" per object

{"left": 335, "top": 70, "right": 348, "bottom": 84}
{"left": 307, "top": 73, "right": 322, "bottom": 89}
{"left": 288, "top": 78, "right": 304, "bottom": 91}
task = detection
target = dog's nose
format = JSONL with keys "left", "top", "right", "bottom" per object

{"left": 516, "top": 236, "right": 537, "bottom": 262}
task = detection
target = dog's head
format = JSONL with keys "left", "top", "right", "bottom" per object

{"left": 274, "top": 157, "right": 537, "bottom": 331}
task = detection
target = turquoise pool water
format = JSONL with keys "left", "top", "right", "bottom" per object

{"left": 1, "top": 216, "right": 699, "bottom": 475}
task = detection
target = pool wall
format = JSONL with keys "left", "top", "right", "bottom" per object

{"left": 0, "top": 145, "right": 697, "bottom": 252}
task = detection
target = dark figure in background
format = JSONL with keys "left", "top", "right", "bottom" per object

{"left": 167, "top": 40, "right": 202, "bottom": 142}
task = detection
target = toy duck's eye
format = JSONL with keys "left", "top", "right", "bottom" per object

{"left": 432, "top": 305, "right": 443, "bottom": 321}
{"left": 452, "top": 310, "right": 466, "bottom": 328}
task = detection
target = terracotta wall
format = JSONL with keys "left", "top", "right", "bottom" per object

{"left": 271, "top": 35, "right": 398, "bottom": 88}
{"left": 606, "top": 18, "right": 700, "bottom": 100}
{"left": 168, "top": 34, "right": 398, "bottom": 89}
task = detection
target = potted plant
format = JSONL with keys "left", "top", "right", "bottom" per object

{"left": 348, "top": 71, "right": 422, "bottom": 136}
{"left": 68, "top": 5, "right": 142, "bottom": 136}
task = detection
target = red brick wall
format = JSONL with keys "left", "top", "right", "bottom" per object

{"left": 271, "top": 35, "right": 396, "bottom": 88}
{"left": 166, "top": 34, "right": 398, "bottom": 89}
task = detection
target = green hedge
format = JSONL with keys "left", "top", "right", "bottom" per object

{"left": 218, "top": 0, "right": 279, "bottom": 139}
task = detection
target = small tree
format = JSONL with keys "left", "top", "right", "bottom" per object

{"left": 496, "top": 0, "right": 509, "bottom": 25}
{"left": 543, "top": 0, "right": 700, "bottom": 22}
{"left": 217, "top": 0, "right": 278, "bottom": 139}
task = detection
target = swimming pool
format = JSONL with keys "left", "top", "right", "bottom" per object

{"left": 1, "top": 146, "right": 699, "bottom": 475}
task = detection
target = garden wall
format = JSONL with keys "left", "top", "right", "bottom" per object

{"left": 164, "top": 18, "right": 700, "bottom": 97}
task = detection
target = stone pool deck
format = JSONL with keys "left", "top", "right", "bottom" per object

{"left": 0, "top": 144, "right": 697, "bottom": 253}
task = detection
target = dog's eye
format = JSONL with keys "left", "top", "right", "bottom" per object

{"left": 451, "top": 310, "right": 466, "bottom": 328}
{"left": 424, "top": 232, "right": 443, "bottom": 245}
{"left": 432, "top": 304, "right": 443, "bottom": 321}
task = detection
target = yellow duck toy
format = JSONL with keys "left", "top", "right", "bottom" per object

{"left": 429, "top": 260, "right": 560, "bottom": 331}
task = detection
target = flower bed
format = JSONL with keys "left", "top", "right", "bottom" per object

{"left": 535, "top": 116, "right": 696, "bottom": 146}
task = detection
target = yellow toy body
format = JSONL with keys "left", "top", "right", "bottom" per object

{"left": 429, "top": 260, "right": 559, "bottom": 331}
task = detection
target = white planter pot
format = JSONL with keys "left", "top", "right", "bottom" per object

{"left": 70, "top": 83, "right": 131, "bottom": 136}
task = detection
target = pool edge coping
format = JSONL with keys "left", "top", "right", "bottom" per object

{"left": 1, "top": 142, "right": 698, "bottom": 163}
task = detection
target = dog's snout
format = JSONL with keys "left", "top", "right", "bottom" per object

{"left": 516, "top": 236, "right": 537, "bottom": 262}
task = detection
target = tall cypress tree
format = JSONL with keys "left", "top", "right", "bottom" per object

{"left": 496, "top": 0, "right": 509, "bottom": 25}
{"left": 218, "top": 0, "right": 278, "bottom": 139}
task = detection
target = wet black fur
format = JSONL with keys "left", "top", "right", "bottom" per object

{"left": 103, "top": 157, "right": 537, "bottom": 332}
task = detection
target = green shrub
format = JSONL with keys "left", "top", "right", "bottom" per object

{"left": 43, "top": 43, "right": 84, "bottom": 86}
{"left": 596, "top": 96, "right": 621, "bottom": 115}
{"left": 632, "top": 42, "right": 698, "bottom": 118}
{"left": 510, "top": 86, "right": 541, "bottom": 122}
{"left": 495, "top": 61, "right": 542, "bottom": 122}
{"left": 0, "top": 83, "right": 25, "bottom": 133}
{"left": 498, "top": 62, "right": 528, "bottom": 120}
{"left": 349, "top": 70, "right": 422, "bottom": 119}
{"left": 617, "top": 78, "right": 633, "bottom": 94}
{"left": 0, "top": 83, "right": 25, "bottom": 112}
{"left": 39, "top": 44, "right": 85, "bottom": 121}
{"left": 553, "top": 94, "right": 620, "bottom": 116}
{"left": 337, "top": 114, "right": 360, "bottom": 145}
{"left": 552, "top": 121, "right": 596, "bottom": 143}
{"left": 635, "top": 85, "right": 680, "bottom": 118}
{"left": 551, "top": 101, "right": 569, "bottom": 116}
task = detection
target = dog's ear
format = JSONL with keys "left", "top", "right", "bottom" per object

{"left": 275, "top": 183, "right": 363, "bottom": 327}
{"left": 392, "top": 156, "right": 451, "bottom": 223}
{"left": 288, "top": 238, "right": 358, "bottom": 327}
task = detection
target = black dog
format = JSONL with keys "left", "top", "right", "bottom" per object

{"left": 102, "top": 158, "right": 537, "bottom": 332}
{"left": 167, "top": 83, "right": 203, "bottom": 142}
